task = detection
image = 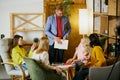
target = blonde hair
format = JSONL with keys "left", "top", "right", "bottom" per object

{"left": 83, "top": 46, "right": 92, "bottom": 55}
{"left": 80, "top": 36, "right": 90, "bottom": 48}
{"left": 35, "top": 37, "right": 49, "bottom": 54}
{"left": 81, "top": 36, "right": 91, "bottom": 54}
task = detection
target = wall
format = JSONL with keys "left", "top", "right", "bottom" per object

{"left": 0, "top": 0, "right": 92, "bottom": 62}
{"left": 0, "top": 0, "right": 43, "bottom": 40}
{"left": 64, "top": 0, "right": 93, "bottom": 61}
{"left": 64, "top": 4, "right": 86, "bottom": 61}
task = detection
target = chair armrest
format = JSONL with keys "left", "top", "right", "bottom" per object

{"left": 89, "top": 66, "right": 111, "bottom": 80}
{"left": 1, "top": 62, "right": 25, "bottom": 80}
{"left": 89, "top": 62, "right": 120, "bottom": 80}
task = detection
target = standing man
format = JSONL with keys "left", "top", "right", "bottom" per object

{"left": 45, "top": 5, "right": 71, "bottom": 64}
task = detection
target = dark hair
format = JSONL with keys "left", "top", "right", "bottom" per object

{"left": 13, "top": 35, "right": 23, "bottom": 47}
{"left": 89, "top": 33, "right": 101, "bottom": 47}
{"left": 33, "top": 38, "right": 39, "bottom": 43}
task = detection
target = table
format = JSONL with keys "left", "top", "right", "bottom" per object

{"left": 52, "top": 63, "right": 75, "bottom": 80}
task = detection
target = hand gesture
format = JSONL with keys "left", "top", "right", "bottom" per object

{"left": 54, "top": 67, "right": 62, "bottom": 75}
{"left": 54, "top": 36, "right": 62, "bottom": 44}
{"left": 30, "top": 43, "right": 37, "bottom": 51}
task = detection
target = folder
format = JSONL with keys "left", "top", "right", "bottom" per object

{"left": 54, "top": 40, "right": 68, "bottom": 50}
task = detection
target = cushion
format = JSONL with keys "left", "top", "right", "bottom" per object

{"left": 0, "top": 38, "right": 13, "bottom": 73}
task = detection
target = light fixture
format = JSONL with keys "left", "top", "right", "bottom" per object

{"left": 79, "top": 9, "right": 93, "bottom": 36}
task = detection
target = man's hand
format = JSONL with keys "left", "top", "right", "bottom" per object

{"left": 54, "top": 36, "right": 62, "bottom": 44}
{"left": 63, "top": 37, "right": 66, "bottom": 40}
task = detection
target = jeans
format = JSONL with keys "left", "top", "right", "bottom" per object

{"left": 75, "top": 62, "right": 84, "bottom": 73}
{"left": 14, "top": 63, "right": 27, "bottom": 70}
{"left": 49, "top": 44, "right": 64, "bottom": 64}
{"left": 73, "top": 67, "right": 89, "bottom": 80}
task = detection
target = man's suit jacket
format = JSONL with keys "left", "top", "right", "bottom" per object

{"left": 45, "top": 14, "right": 71, "bottom": 45}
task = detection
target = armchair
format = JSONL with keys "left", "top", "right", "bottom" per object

{"left": 23, "top": 57, "right": 65, "bottom": 80}
{"left": 0, "top": 38, "right": 29, "bottom": 80}
{"left": 89, "top": 61, "right": 120, "bottom": 80}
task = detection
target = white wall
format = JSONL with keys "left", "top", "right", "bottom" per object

{"left": 0, "top": 0, "right": 43, "bottom": 41}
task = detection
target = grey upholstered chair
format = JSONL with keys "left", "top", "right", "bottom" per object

{"left": 24, "top": 57, "right": 65, "bottom": 80}
{"left": 0, "top": 38, "right": 29, "bottom": 80}
{"left": 89, "top": 60, "right": 120, "bottom": 80}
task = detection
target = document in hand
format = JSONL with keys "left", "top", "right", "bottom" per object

{"left": 54, "top": 40, "right": 69, "bottom": 50}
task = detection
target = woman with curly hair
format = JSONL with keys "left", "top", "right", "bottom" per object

{"left": 73, "top": 33, "right": 106, "bottom": 80}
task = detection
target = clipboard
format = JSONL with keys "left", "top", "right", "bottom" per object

{"left": 54, "top": 40, "right": 68, "bottom": 50}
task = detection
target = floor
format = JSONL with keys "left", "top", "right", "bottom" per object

{"left": 0, "top": 61, "right": 10, "bottom": 80}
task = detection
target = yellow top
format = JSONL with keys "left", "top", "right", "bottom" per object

{"left": 11, "top": 45, "right": 27, "bottom": 65}
{"left": 85, "top": 46, "right": 106, "bottom": 67}
{"left": 28, "top": 50, "right": 33, "bottom": 58}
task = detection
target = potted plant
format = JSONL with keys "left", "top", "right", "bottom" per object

{"left": 0, "top": 34, "right": 5, "bottom": 39}
{"left": 62, "top": 0, "right": 74, "bottom": 17}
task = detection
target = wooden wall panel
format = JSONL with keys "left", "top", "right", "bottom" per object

{"left": 108, "top": 0, "right": 120, "bottom": 16}
{"left": 64, "top": 4, "right": 86, "bottom": 61}
{"left": 109, "top": 17, "right": 116, "bottom": 43}
{"left": 73, "top": 0, "right": 86, "bottom": 4}
{"left": 108, "top": 0, "right": 116, "bottom": 16}
{"left": 100, "top": 16, "right": 108, "bottom": 34}
{"left": 118, "top": 0, "right": 120, "bottom": 16}
{"left": 44, "top": 0, "right": 62, "bottom": 21}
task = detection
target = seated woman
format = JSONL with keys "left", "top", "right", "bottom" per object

{"left": 72, "top": 33, "right": 106, "bottom": 80}
{"left": 11, "top": 34, "right": 36, "bottom": 70}
{"left": 11, "top": 35, "right": 28, "bottom": 70}
{"left": 31, "top": 36, "right": 66, "bottom": 79}
{"left": 66, "top": 36, "right": 91, "bottom": 72}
